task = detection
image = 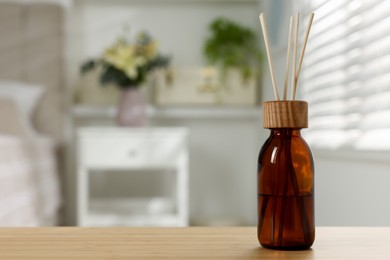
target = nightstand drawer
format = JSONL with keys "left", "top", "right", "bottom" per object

{"left": 80, "top": 137, "right": 148, "bottom": 167}
{"left": 78, "top": 128, "right": 188, "bottom": 168}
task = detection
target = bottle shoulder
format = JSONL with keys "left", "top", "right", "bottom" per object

{"left": 258, "top": 132, "right": 314, "bottom": 195}
{"left": 258, "top": 135, "right": 313, "bottom": 167}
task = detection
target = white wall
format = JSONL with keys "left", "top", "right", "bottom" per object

{"left": 82, "top": 1, "right": 259, "bottom": 65}
{"left": 315, "top": 152, "right": 390, "bottom": 226}
{"left": 154, "top": 114, "right": 263, "bottom": 226}
{"left": 66, "top": 0, "right": 261, "bottom": 87}
{"left": 259, "top": 0, "right": 294, "bottom": 101}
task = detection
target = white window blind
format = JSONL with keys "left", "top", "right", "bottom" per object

{"left": 298, "top": 0, "right": 390, "bottom": 150}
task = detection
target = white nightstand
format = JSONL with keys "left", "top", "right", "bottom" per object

{"left": 76, "top": 127, "right": 189, "bottom": 227}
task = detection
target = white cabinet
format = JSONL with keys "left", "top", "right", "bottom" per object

{"left": 71, "top": 106, "right": 262, "bottom": 226}
{"left": 76, "top": 127, "right": 188, "bottom": 227}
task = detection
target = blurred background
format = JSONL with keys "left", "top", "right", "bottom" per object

{"left": 0, "top": 0, "right": 389, "bottom": 227}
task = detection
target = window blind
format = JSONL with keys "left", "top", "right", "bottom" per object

{"left": 298, "top": 0, "right": 390, "bottom": 150}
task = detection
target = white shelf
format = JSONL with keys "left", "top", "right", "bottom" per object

{"left": 73, "top": 105, "right": 262, "bottom": 120}
{"left": 0, "top": 0, "right": 73, "bottom": 8}
{"left": 85, "top": 214, "right": 182, "bottom": 227}
{"left": 85, "top": 198, "right": 181, "bottom": 227}
{"left": 87, "top": 164, "right": 176, "bottom": 171}
{"left": 74, "top": 0, "right": 257, "bottom": 3}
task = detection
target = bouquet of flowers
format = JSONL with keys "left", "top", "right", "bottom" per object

{"left": 81, "top": 32, "right": 170, "bottom": 89}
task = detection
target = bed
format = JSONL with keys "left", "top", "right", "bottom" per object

{"left": 0, "top": 2, "right": 65, "bottom": 226}
{"left": 0, "top": 135, "right": 60, "bottom": 226}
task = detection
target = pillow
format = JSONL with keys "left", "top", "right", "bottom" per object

{"left": 0, "top": 98, "right": 29, "bottom": 138}
{"left": 0, "top": 81, "right": 44, "bottom": 137}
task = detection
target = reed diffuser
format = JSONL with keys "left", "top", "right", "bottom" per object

{"left": 257, "top": 13, "right": 315, "bottom": 250}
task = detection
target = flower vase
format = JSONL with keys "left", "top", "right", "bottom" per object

{"left": 117, "top": 87, "right": 147, "bottom": 127}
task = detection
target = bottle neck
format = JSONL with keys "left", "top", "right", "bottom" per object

{"left": 269, "top": 128, "right": 302, "bottom": 137}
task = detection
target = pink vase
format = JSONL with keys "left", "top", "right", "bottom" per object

{"left": 117, "top": 88, "right": 147, "bottom": 127}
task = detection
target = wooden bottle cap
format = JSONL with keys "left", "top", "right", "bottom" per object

{"left": 263, "top": 101, "right": 308, "bottom": 128}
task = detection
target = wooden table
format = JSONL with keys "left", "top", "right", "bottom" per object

{"left": 0, "top": 227, "right": 388, "bottom": 259}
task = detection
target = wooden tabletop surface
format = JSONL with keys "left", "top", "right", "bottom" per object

{"left": 0, "top": 227, "right": 388, "bottom": 259}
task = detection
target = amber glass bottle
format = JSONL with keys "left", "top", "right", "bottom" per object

{"left": 257, "top": 101, "right": 315, "bottom": 250}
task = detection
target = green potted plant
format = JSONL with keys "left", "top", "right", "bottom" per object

{"left": 81, "top": 31, "right": 170, "bottom": 126}
{"left": 203, "top": 18, "right": 263, "bottom": 87}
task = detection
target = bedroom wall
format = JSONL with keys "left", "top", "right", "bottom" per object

{"left": 65, "top": 0, "right": 261, "bottom": 89}
{"left": 314, "top": 152, "right": 390, "bottom": 226}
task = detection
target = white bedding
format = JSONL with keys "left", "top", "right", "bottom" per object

{"left": 0, "top": 135, "right": 61, "bottom": 226}
{"left": 0, "top": 3, "right": 65, "bottom": 226}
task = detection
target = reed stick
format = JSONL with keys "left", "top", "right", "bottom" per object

{"left": 293, "top": 13, "right": 315, "bottom": 100}
{"left": 283, "top": 16, "right": 294, "bottom": 100}
{"left": 277, "top": 136, "right": 288, "bottom": 246}
{"left": 259, "top": 13, "right": 280, "bottom": 100}
{"left": 291, "top": 12, "right": 300, "bottom": 100}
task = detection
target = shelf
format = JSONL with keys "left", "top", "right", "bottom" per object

{"left": 73, "top": 105, "right": 262, "bottom": 120}
{"left": 86, "top": 164, "right": 176, "bottom": 171}
{"left": 85, "top": 214, "right": 181, "bottom": 227}
{"left": 0, "top": 0, "right": 73, "bottom": 8}
{"left": 84, "top": 198, "right": 182, "bottom": 227}
{"left": 74, "top": 0, "right": 258, "bottom": 3}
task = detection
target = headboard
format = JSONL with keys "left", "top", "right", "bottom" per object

{"left": 0, "top": 3, "right": 65, "bottom": 143}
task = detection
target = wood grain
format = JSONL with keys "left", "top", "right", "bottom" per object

{"left": 0, "top": 227, "right": 389, "bottom": 259}
{"left": 263, "top": 101, "right": 308, "bottom": 129}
